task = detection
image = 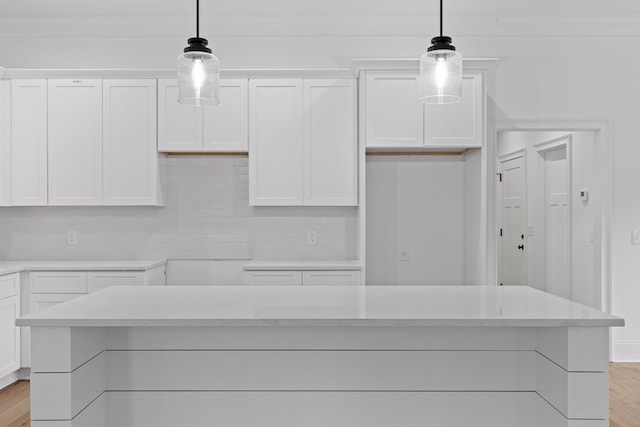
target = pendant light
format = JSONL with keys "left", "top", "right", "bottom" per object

{"left": 419, "top": 0, "right": 462, "bottom": 104}
{"left": 177, "top": 0, "right": 220, "bottom": 106}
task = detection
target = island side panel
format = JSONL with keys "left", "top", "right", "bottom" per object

{"left": 535, "top": 327, "right": 610, "bottom": 427}
{"left": 30, "top": 326, "right": 107, "bottom": 426}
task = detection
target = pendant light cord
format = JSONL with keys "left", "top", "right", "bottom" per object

{"left": 196, "top": 0, "right": 200, "bottom": 38}
{"left": 440, "top": 0, "right": 443, "bottom": 36}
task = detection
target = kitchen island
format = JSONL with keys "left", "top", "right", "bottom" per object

{"left": 17, "top": 285, "right": 623, "bottom": 427}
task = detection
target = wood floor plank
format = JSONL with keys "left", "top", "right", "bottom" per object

{"left": 0, "top": 363, "right": 638, "bottom": 426}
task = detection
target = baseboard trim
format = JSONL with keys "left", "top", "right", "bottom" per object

{"left": 0, "top": 371, "right": 20, "bottom": 391}
{"left": 612, "top": 341, "right": 640, "bottom": 362}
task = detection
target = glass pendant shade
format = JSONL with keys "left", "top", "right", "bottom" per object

{"left": 420, "top": 45, "right": 462, "bottom": 104}
{"left": 177, "top": 38, "right": 220, "bottom": 106}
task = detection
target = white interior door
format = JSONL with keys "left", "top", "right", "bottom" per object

{"left": 544, "top": 146, "right": 570, "bottom": 299}
{"left": 499, "top": 156, "right": 526, "bottom": 286}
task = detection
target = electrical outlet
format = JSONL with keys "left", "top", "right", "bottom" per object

{"left": 399, "top": 249, "right": 410, "bottom": 261}
{"left": 67, "top": 230, "right": 78, "bottom": 245}
{"left": 632, "top": 230, "right": 640, "bottom": 245}
{"left": 307, "top": 230, "right": 317, "bottom": 245}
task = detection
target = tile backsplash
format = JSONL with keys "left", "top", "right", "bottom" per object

{"left": 0, "top": 156, "right": 358, "bottom": 261}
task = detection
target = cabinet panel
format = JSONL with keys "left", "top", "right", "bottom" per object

{"left": 304, "top": 79, "right": 357, "bottom": 206}
{"left": 103, "top": 79, "right": 160, "bottom": 205}
{"left": 365, "top": 71, "right": 423, "bottom": 148}
{"left": 10, "top": 79, "right": 48, "bottom": 206}
{"left": 0, "top": 294, "right": 20, "bottom": 379}
{"left": 244, "top": 271, "right": 302, "bottom": 286}
{"left": 30, "top": 272, "right": 88, "bottom": 294}
{"left": 87, "top": 271, "right": 144, "bottom": 293}
{"left": 249, "top": 79, "right": 304, "bottom": 206}
{"left": 0, "top": 273, "right": 20, "bottom": 300}
{"left": 203, "top": 79, "right": 248, "bottom": 151}
{"left": 157, "top": 79, "right": 202, "bottom": 152}
{"left": 425, "top": 70, "right": 483, "bottom": 148}
{"left": 302, "top": 271, "right": 361, "bottom": 286}
{"left": 0, "top": 81, "right": 10, "bottom": 206}
{"left": 48, "top": 79, "right": 103, "bottom": 205}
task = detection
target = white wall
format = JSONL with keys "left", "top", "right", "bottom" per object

{"left": 366, "top": 156, "right": 465, "bottom": 285}
{"left": 0, "top": 31, "right": 638, "bottom": 359}
{"left": 0, "top": 156, "right": 358, "bottom": 262}
{"left": 497, "top": 131, "right": 597, "bottom": 309}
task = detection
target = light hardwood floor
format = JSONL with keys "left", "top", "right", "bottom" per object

{"left": 1, "top": 363, "right": 639, "bottom": 426}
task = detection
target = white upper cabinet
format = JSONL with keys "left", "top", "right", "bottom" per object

{"left": 0, "top": 81, "right": 10, "bottom": 206}
{"left": 48, "top": 79, "right": 103, "bottom": 205}
{"left": 157, "top": 79, "right": 202, "bottom": 152}
{"left": 203, "top": 79, "right": 248, "bottom": 151}
{"left": 249, "top": 78, "right": 357, "bottom": 207}
{"left": 424, "top": 70, "right": 483, "bottom": 148}
{"left": 158, "top": 78, "right": 248, "bottom": 152}
{"left": 364, "top": 69, "right": 484, "bottom": 149}
{"left": 304, "top": 79, "right": 357, "bottom": 206}
{"left": 10, "top": 79, "right": 48, "bottom": 206}
{"left": 103, "top": 79, "right": 161, "bottom": 205}
{"left": 365, "top": 70, "right": 424, "bottom": 148}
{"left": 249, "top": 79, "right": 304, "bottom": 205}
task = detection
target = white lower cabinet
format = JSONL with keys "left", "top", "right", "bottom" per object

{"left": 245, "top": 270, "right": 361, "bottom": 286}
{"left": 302, "top": 271, "right": 361, "bottom": 286}
{"left": 244, "top": 271, "right": 302, "bottom": 286}
{"left": 0, "top": 273, "right": 20, "bottom": 381}
{"left": 23, "top": 266, "right": 165, "bottom": 368}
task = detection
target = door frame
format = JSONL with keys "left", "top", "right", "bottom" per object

{"left": 497, "top": 149, "right": 527, "bottom": 287}
{"left": 487, "top": 120, "right": 612, "bottom": 315}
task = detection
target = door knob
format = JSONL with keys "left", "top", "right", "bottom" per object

{"left": 517, "top": 244, "right": 524, "bottom": 250}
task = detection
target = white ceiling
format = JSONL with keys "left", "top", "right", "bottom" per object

{"left": 3, "top": 0, "right": 640, "bottom": 17}
{"left": 1, "top": 0, "right": 640, "bottom": 39}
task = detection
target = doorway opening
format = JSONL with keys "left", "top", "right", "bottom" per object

{"left": 494, "top": 127, "right": 608, "bottom": 311}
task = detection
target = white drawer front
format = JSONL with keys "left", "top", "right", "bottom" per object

{"left": 302, "top": 271, "right": 361, "bottom": 286}
{"left": 87, "top": 272, "right": 145, "bottom": 293}
{"left": 30, "top": 272, "right": 88, "bottom": 294}
{"left": 0, "top": 273, "right": 20, "bottom": 300}
{"left": 244, "top": 271, "right": 302, "bottom": 286}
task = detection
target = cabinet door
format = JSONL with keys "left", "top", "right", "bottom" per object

{"left": 365, "top": 71, "right": 424, "bottom": 148}
{"left": 425, "top": 70, "right": 483, "bottom": 148}
{"left": 203, "top": 79, "right": 248, "bottom": 152}
{"left": 0, "top": 273, "right": 20, "bottom": 300}
{"left": 0, "top": 81, "right": 10, "bottom": 206}
{"left": 244, "top": 271, "right": 302, "bottom": 286}
{"left": 249, "top": 79, "right": 304, "bottom": 206}
{"left": 103, "top": 79, "right": 160, "bottom": 205}
{"left": 10, "top": 79, "right": 48, "bottom": 206}
{"left": 304, "top": 79, "right": 357, "bottom": 206}
{"left": 157, "top": 79, "right": 203, "bottom": 152}
{"left": 0, "top": 294, "right": 20, "bottom": 379}
{"left": 302, "top": 271, "right": 361, "bottom": 286}
{"left": 48, "top": 79, "right": 103, "bottom": 205}
{"left": 87, "top": 271, "right": 144, "bottom": 293}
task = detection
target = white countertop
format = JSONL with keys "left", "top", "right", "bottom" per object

{"left": 0, "top": 260, "right": 166, "bottom": 275}
{"left": 243, "top": 260, "right": 362, "bottom": 271}
{"left": 17, "top": 285, "right": 624, "bottom": 328}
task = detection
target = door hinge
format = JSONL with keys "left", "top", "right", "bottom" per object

{"left": 497, "top": 172, "right": 502, "bottom": 182}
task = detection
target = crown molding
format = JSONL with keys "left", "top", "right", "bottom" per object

{"left": 2, "top": 68, "right": 355, "bottom": 79}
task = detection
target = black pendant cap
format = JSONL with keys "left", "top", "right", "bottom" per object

{"left": 427, "top": 36, "right": 456, "bottom": 52}
{"left": 184, "top": 37, "right": 212, "bottom": 54}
